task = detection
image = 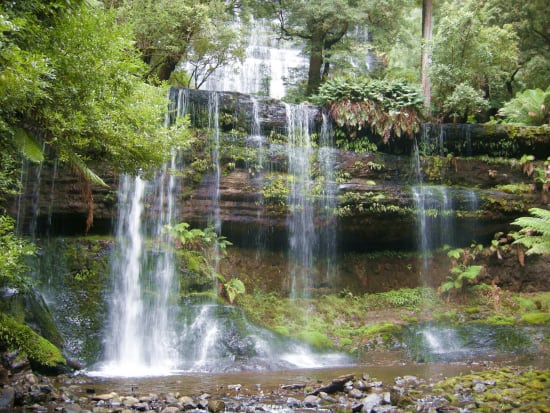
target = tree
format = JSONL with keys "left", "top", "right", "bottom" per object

{"left": 421, "top": 0, "right": 433, "bottom": 110}
{"left": 1, "top": 1, "right": 187, "bottom": 231}
{"left": 263, "top": 0, "right": 406, "bottom": 96}
{"left": 430, "top": 0, "right": 519, "bottom": 121}
{"left": 485, "top": 0, "right": 550, "bottom": 96}
{"left": 116, "top": 0, "right": 245, "bottom": 85}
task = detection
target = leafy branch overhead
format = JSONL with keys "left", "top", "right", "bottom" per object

{"left": 315, "top": 77, "right": 424, "bottom": 144}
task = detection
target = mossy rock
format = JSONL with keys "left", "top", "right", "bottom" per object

{"left": 296, "top": 331, "right": 333, "bottom": 349}
{"left": 520, "top": 312, "right": 550, "bottom": 325}
{"left": 0, "top": 313, "right": 66, "bottom": 373}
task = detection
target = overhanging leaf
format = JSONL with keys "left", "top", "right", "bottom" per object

{"left": 13, "top": 128, "right": 44, "bottom": 163}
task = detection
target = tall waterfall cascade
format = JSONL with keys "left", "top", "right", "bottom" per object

{"left": 200, "top": 18, "right": 307, "bottom": 99}
{"left": 96, "top": 163, "right": 182, "bottom": 377}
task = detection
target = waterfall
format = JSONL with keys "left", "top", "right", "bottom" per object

{"left": 286, "top": 103, "right": 316, "bottom": 298}
{"left": 412, "top": 138, "right": 481, "bottom": 278}
{"left": 97, "top": 160, "right": 181, "bottom": 377}
{"left": 208, "top": 92, "right": 222, "bottom": 235}
{"left": 317, "top": 112, "right": 338, "bottom": 285}
{"left": 201, "top": 18, "right": 307, "bottom": 99}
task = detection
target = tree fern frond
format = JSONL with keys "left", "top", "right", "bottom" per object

{"left": 68, "top": 155, "right": 109, "bottom": 188}
{"left": 525, "top": 242, "right": 550, "bottom": 256}
{"left": 512, "top": 207, "right": 550, "bottom": 255}
{"left": 13, "top": 128, "right": 44, "bottom": 163}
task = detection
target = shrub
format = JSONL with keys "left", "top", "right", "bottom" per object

{"left": 314, "top": 77, "right": 423, "bottom": 145}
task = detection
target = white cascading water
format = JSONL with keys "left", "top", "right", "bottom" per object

{"left": 95, "top": 161, "right": 181, "bottom": 377}
{"left": 285, "top": 103, "right": 316, "bottom": 298}
{"left": 317, "top": 111, "right": 338, "bottom": 284}
{"left": 201, "top": 18, "right": 307, "bottom": 99}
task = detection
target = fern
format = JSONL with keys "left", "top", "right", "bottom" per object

{"left": 512, "top": 207, "right": 550, "bottom": 255}
{"left": 498, "top": 86, "right": 550, "bottom": 126}
{"left": 13, "top": 128, "right": 44, "bottom": 163}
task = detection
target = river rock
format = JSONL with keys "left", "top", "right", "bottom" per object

{"left": 473, "top": 382, "right": 487, "bottom": 393}
{"left": 349, "top": 388, "right": 364, "bottom": 399}
{"left": 207, "top": 399, "right": 225, "bottom": 413}
{"left": 0, "top": 387, "right": 15, "bottom": 410}
{"left": 319, "top": 392, "right": 337, "bottom": 403}
{"left": 361, "top": 393, "right": 383, "bottom": 413}
{"left": 178, "top": 396, "right": 196, "bottom": 409}
{"left": 93, "top": 393, "right": 117, "bottom": 401}
{"left": 287, "top": 397, "right": 301, "bottom": 408}
{"left": 162, "top": 407, "right": 180, "bottom": 413}
{"left": 121, "top": 396, "right": 139, "bottom": 407}
{"left": 303, "top": 395, "right": 322, "bottom": 407}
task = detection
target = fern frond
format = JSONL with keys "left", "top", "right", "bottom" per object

{"left": 512, "top": 207, "right": 550, "bottom": 255}
{"left": 13, "top": 128, "right": 44, "bottom": 163}
{"left": 68, "top": 155, "right": 109, "bottom": 188}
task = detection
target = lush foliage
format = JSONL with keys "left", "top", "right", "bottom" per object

{"left": 512, "top": 207, "right": 550, "bottom": 255}
{"left": 315, "top": 77, "right": 423, "bottom": 144}
{"left": 167, "top": 222, "right": 243, "bottom": 302}
{"left": 0, "top": 1, "right": 189, "bottom": 231}
{"left": 498, "top": 87, "right": 550, "bottom": 126}
{"left": 430, "top": 0, "right": 519, "bottom": 121}
{"left": 0, "top": 215, "right": 35, "bottom": 290}
{"left": 253, "top": 0, "right": 408, "bottom": 95}
{"left": 116, "top": 0, "right": 245, "bottom": 86}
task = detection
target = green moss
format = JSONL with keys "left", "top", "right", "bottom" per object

{"left": 0, "top": 313, "right": 65, "bottom": 368}
{"left": 482, "top": 315, "right": 516, "bottom": 326}
{"left": 358, "top": 322, "right": 399, "bottom": 337}
{"left": 297, "top": 331, "right": 333, "bottom": 349}
{"left": 273, "top": 325, "right": 289, "bottom": 336}
{"left": 520, "top": 312, "right": 550, "bottom": 325}
{"left": 433, "top": 368, "right": 550, "bottom": 411}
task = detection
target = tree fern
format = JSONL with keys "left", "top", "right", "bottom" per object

{"left": 498, "top": 86, "right": 550, "bottom": 126}
{"left": 512, "top": 207, "right": 550, "bottom": 255}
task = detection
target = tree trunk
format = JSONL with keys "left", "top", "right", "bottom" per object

{"left": 421, "top": 0, "right": 433, "bottom": 111}
{"left": 306, "top": 33, "right": 324, "bottom": 96}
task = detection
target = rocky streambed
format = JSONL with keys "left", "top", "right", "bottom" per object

{"left": 2, "top": 363, "right": 549, "bottom": 413}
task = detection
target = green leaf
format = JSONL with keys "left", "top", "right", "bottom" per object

{"left": 13, "top": 128, "right": 44, "bottom": 163}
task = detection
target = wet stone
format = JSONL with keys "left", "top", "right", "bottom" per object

{"left": 287, "top": 397, "right": 301, "bottom": 408}
{"left": 208, "top": 399, "right": 225, "bottom": 413}
{"left": 473, "top": 382, "right": 487, "bottom": 393}
{"left": 179, "top": 396, "right": 196, "bottom": 409}
{"left": 162, "top": 407, "right": 180, "bottom": 413}
{"left": 349, "top": 388, "right": 364, "bottom": 399}
{"left": 303, "top": 395, "right": 321, "bottom": 407}
{"left": 0, "top": 387, "right": 15, "bottom": 410}
{"left": 135, "top": 402, "right": 150, "bottom": 411}
{"left": 62, "top": 404, "right": 82, "bottom": 413}
{"left": 93, "top": 393, "right": 116, "bottom": 401}
{"left": 361, "top": 393, "right": 383, "bottom": 413}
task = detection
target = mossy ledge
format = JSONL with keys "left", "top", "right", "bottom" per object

{"left": 0, "top": 313, "right": 66, "bottom": 374}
